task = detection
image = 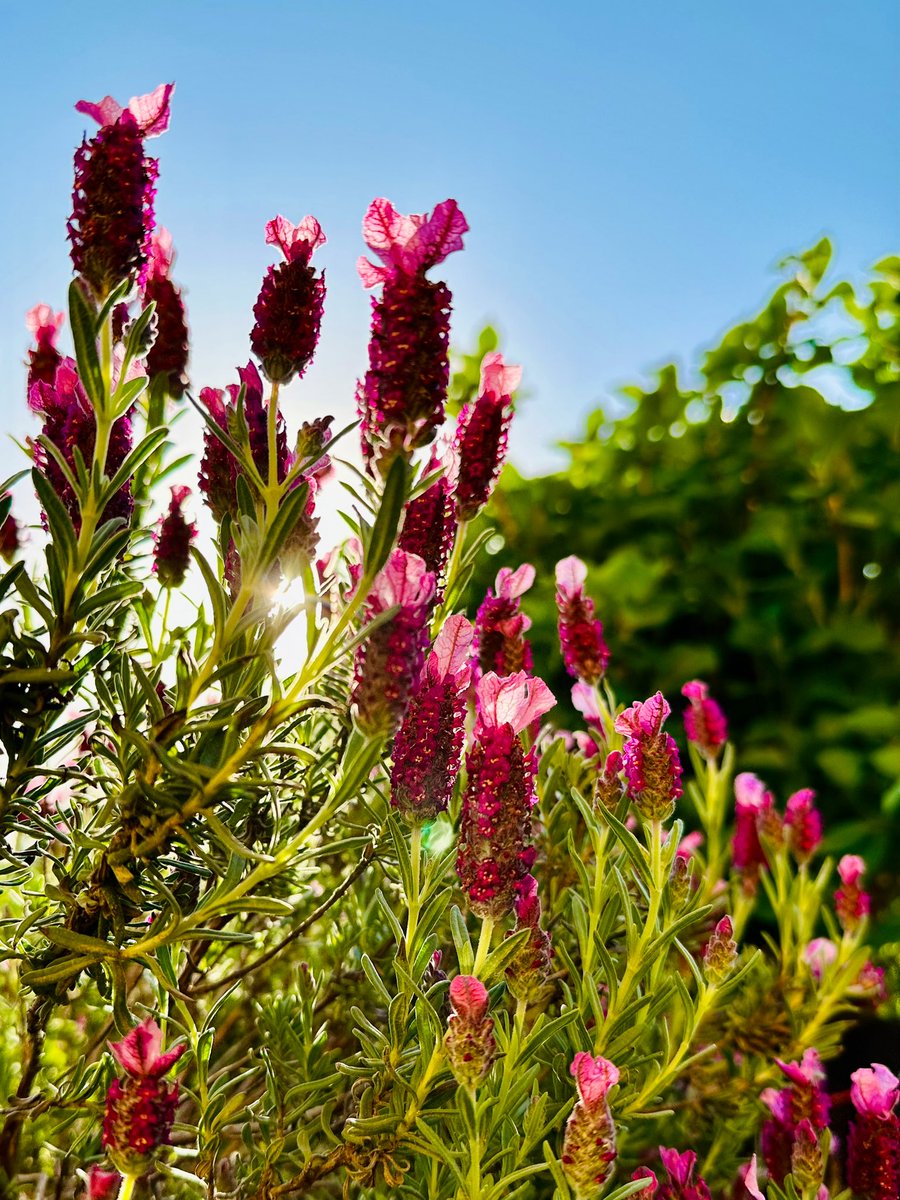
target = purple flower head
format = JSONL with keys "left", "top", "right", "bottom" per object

{"left": 391, "top": 614, "right": 473, "bottom": 822}
{"left": 398, "top": 449, "right": 456, "bottom": 589}
{"left": 784, "top": 789, "right": 822, "bottom": 865}
{"left": 69, "top": 84, "right": 174, "bottom": 298}
{"left": 456, "top": 671, "right": 554, "bottom": 919}
{"left": 143, "top": 228, "right": 189, "bottom": 398}
{"left": 562, "top": 1054, "right": 620, "bottom": 1195}
{"left": 153, "top": 486, "right": 196, "bottom": 587}
{"left": 614, "top": 693, "right": 683, "bottom": 822}
{"left": 26, "top": 304, "right": 65, "bottom": 387}
{"left": 848, "top": 1065, "right": 900, "bottom": 1200}
{"left": 732, "top": 772, "right": 775, "bottom": 889}
{"left": 835, "top": 853, "right": 871, "bottom": 933}
{"left": 654, "top": 1147, "right": 712, "bottom": 1200}
{"left": 444, "top": 975, "right": 496, "bottom": 1089}
{"left": 356, "top": 198, "right": 468, "bottom": 467}
{"left": 29, "top": 358, "right": 133, "bottom": 529}
{"left": 251, "top": 215, "right": 326, "bottom": 384}
{"left": 555, "top": 556, "right": 610, "bottom": 685}
{"left": 475, "top": 563, "right": 535, "bottom": 678}
{"left": 681, "top": 680, "right": 728, "bottom": 759}
{"left": 453, "top": 351, "right": 521, "bottom": 520}
{"left": 352, "top": 550, "right": 436, "bottom": 736}
{"left": 103, "top": 1017, "right": 184, "bottom": 1177}
{"left": 505, "top": 873, "right": 553, "bottom": 1003}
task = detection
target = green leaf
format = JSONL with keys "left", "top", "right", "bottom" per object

{"left": 364, "top": 454, "right": 408, "bottom": 579}
{"left": 68, "top": 279, "right": 105, "bottom": 410}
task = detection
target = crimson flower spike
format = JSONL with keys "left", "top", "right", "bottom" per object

{"left": 681, "top": 679, "right": 728, "bottom": 761}
{"left": 143, "top": 228, "right": 189, "bottom": 397}
{"left": 474, "top": 563, "right": 535, "bottom": 677}
{"left": 251, "top": 215, "right": 326, "bottom": 385}
{"left": 397, "top": 448, "right": 456, "bottom": 591}
{"left": 614, "top": 692, "right": 683, "bottom": 823}
{"left": 153, "top": 486, "right": 196, "bottom": 587}
{"left": 555, "top": 555, "right": 610, "bottom": 685}
{"left": 390, "top": 614, "right": 473, "bottom": 822}
{"left": 356, "top": 197, "right": 468, "bottom": 469}
{"left": 444, "top": 975, "right": 496, "bottom": 1090}
{"left": 351, "top": 549, "right": 436, "bottom": 737}
{"left": 69, "top": 84, "right": 174, "bottom": 299}
{"left": 456, "top": 671, "right": 555, "bottom": 919}
{"left": 102, "top": 1017, "right": 185, "bottom": 1178}
{"left": 453, "top": 352, "right": 521, "bottom": 520}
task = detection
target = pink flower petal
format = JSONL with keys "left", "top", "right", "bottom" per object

{"left": 850, "top": 1063, "right": 900, "bottom": 1116}
{"left": 479, "top": 351, "right": 522, "bottom": 400}
{"left": 431, "top": 614, "right": 474, "bottom": 680}
{"left": 734, "top": 772, "right": 773, "bottom": 813}
{"left": 571, "top": 682, "right": 602, "bottom": 723}
{"left": 372, "top": 549, "right": 436, "bottom": 610}
{"left": 362, "top": 197, "right": 416, "bottom": 259}
{"left": 837, "top": 854, "right": 866, "bottom": 887}
{"left": 495, "top": 563, "right": 535, "bottom": 601}
{"left": 265, "top": 214, "right": 326, "bottom": 262}
{"left": 401, "top": 199, "right": 468, "bottom": 273}
{"left": 659, "top": 1147, "right": 696, "bottom": 1188}
{"left": 357, "top": 256, "right": 392, "bottom": 288}
{"left": 75, "top": 95, "right": 126, "bottom": 126}
{"left": 108, "top": 1016, "right": 185, "bottom": 1078}
{"left": 26, "top": 304, "right": 65, "bottom": 340}
{"left": 148, "top": 227, "right": 175, "bottom": 279}
{"left": 681, "top": 679, "right": 710, "bottom": 702}
{"left": 476, "top": 671, "right": 555, "bottom": 734}
{"left": 449, "top": 974, "right": 489, "bottom": 1022}
{"left": 570, "top": 1052, "right": 620, "bottom": 1105}
{"left": 740, "top": 1156, "right": 766, "bottom": 1200}
{"left": 555, "top": 555, "right": 587, "bottom": 600}
{"left": 127, "top": 82, "right": 175, "bottom": 137}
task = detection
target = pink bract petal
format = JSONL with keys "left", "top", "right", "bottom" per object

{"left": 75, "top": 95, "right": 126, "bottom": 127}
{"left": 838, "top": 854, "right": 866, "bottom": 887}
{"left": 614, "top": 692, "right": 671, "bottom": 738}
{"left": 804, "top": 938, "right": 837, "bottom": 980}
{"left": 127, "top": 82, "right": 175, "bottom": 137}
{"left": 265, "top": 214, "right": 326, "bottom": 262}
{"left": 676, "top": 830, "right": 704, "bottom": 859}
{"left": 734, "top": 772, "right": 772, "bottom": 812}
{"left": 571, "top": 681, "right": 602, "bottom": 723}
{"left": 26, "top": 304, "right": 65, "bottom": 340}
{"left": 372, "top": 549, "right": 436, "bottom": 611}
{"left": 109, "top": 1016, "right": 184, "bottom": 1078}
{"left": 659, "top": 1147, "right": 696, "bottom": 1188}
{"left": 570, "top": 1052, "right": 620, "bottom": 1106}
{"left": 741, "top": 1156, "right": 766, "bottom": 1200}
{"left": 362, "top": 198, "right": 418, "bottom": 259}
{"left": 850, "top": 1063, "right": 900, "bottom": 1116}
{"left": 431, "top": 614, "right": 474, "bottom": 680}
{"left": 148, "top": 227, "right": 175, "bottom": 279}
{"left": 87, "top": 1165, "right": 122, "bottom": 1200}
{"left": 401, "top": 199, "right": 468, "bottom": 273}
{"left": 555, "top": 554, "right": 588, "bottom": 599}
{"left": 479, "top": 351, "right": 522, "bottom": 400}
{"left": 357, "top": 255, "right": 392, "bottom": 288}
{"left": 776, "top": 1048, "right": 825, "bottom": 1088}
{"left": 476, "top": 671, "right": 555, "bottom": 734}
{"left": 495, "top": 563, "right": 535, "bottom": 601}
{"left": 449, "top": 974, "right": 489, "bottom": 1022}
{"left": 681, "top": 679, "right": 710, "bottom": 702}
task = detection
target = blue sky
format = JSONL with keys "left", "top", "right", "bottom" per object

{"left": 1, "top": 0, "right": 897, "bottom": 492}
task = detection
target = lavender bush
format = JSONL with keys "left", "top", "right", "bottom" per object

{"left": 0, "top": 83, "right": 896, "bottom": 1200}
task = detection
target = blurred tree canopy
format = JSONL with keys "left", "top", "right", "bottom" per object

{"left": 461, "top": 241, "right": 900, "bottom": 868}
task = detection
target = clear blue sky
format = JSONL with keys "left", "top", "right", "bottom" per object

{"left": 1, "top": 0, "right": 897, "bottom": 489}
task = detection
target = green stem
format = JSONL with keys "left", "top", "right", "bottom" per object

{"left": 405, "top": 824, "right": 423, "bottom": 962}
{"left": 472, "top": 916, "right": 495, "bottom": 976}
{"left": 117, "top": 1176, "right": 137, "bottom": 1200}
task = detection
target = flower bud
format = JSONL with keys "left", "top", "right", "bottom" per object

{"left": 453, "top": 352, "right": 521, "bottom": 520}
{"left": 556, "top": 556, "right": 609, "bottom": 685}
{"left": 505, "top": 874, "right": 553, "bottom": 1005}
{"left": 444, "top": 975, "right": 496, "bottom": 1089}
{"left": 153, "top": 486, "right": 196, "bottom": 587}
{"left": 784, "top": 789, "right": 822, "bottom": 865}
{"left": 594, "top": 750, "right": 626, "bottom": 813}
{"left": 561, "top": 1053, "right": 620, "bottom": 1196}
{"left": 835, "top": 854, "right": 871, "bottom": 933}
{"left": 475, "top": 564, "right": 535, "bottom": 677}
{"left": 790, "top": 1119, "right": 825, "bottom": 1193}
{"left": 681, "top": 680, "right": 728, "bottom": 760}
{"left": 614, "top": 693, "right": 683, "bottom": 823}
{"left": 702, "top": 916, "right": 737, "bottom": 982}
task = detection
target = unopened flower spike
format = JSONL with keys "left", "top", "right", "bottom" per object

{"left": 398, "top": 448, "right": 456, "bottom": 589}
{"left": 731, "top": 772, "right": 776, "bottom": 893}
{"left": 69, "top": 84, "right": 174, "bottom": 298}
{"left": 702, "top": 915, "right": 738, "bottom": 982}
{"left": 505, "top": 873, "right": 553, "bottom": 1004}
{"left": 681, "top": 679, "right": 728, "bottom": 760}
{"left": 251, "top": 214, "right": 326, "bottom": 384}
{"left": 835, "top": 853, "right": 871, "bottom": 933}
{"left": 561, "top": 1053, "right": 620, "bottom": 1196}
{"left": 391, "top": 613, "right": 473, "bottom": 822}
{"left": 356, "top": 197, "right": 468, "bottom": 468}
{"left": 475, "top": 563, "right": 535, "bottom": 677}
{"left": 444, "top": 975, "right": 496, "bottom": 1089}
{"left": 351, "top": 549, "right": 436, "bottom": 737}
{"left": 153, "top": 486, "right": 196, "bottom": 587}
{"left": 103, "top": 1016, "right": 185, "bottom": 1178}
{"left": 784, "top": 788, "right": 822, "bottom": 865}
{"left": 143, "top": 227, "right": 189, "bottom": 397}
{"left": 614, "top": 692, "right": 683, "bottom": 822}
{"left": 556, "top": 556, "right": 610, "bottom": 685}
{"left": 453, "top": 351, "right": 521, "bottom": 520}
{"left": 456, "top": 670, "right": 554, "bottom": 918}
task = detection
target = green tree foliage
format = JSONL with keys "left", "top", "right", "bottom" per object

{"left": 468, "top": 241, "right": 900, "bottom": 868}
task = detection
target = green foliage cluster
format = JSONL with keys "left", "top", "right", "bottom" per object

{"left": 467, "top": 242, "right": 900, "bottom": 879}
